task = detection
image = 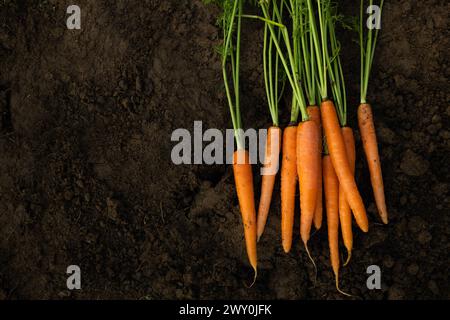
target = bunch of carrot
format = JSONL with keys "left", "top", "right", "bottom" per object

{"left": 208, "top": 0, "right": 386, "bottom": 295}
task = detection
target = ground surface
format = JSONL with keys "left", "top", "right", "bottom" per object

{"left": 0, "top": 0, "right": 449, "bottom": 299}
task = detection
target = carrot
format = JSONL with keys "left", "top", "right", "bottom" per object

{"left": 358, "top": 0, "right": 387, "bottom": 223}
{"left": 323, "top": 155, "right": 350, "bottom": 296}
{"left": 297, "top": 120, "right": 320, "bottom": 245}
{"left": 214, "top": 0, "right": 257, "bottom": 282}
{"left": 321, "top": 100, "right": 369, "bottom": 233}
{"left": 281, "top": 126, "right": 297, "bottom": 253}
{"left": 233, "top": 150, "right": 257, "bottom": 275}
{"left": 307, "top": 106, "right": 323, "bottom": 230}
{"left": 358, "top": 103, "right": 388, "bottom": 224}
{"left": 339, "top": 127, "right": 356, "bottom": 265}
{"left": 257, "top": 126, "right": 281, "bottom": 240}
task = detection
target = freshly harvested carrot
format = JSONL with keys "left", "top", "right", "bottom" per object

{"left": 321, "top": 100, "right": 369, "bottom": 233}
{"left": 323, "top": 155, "right": 349, "bottom": 296}
{"left": 233, "top": 150, "right": 257, "bottom": 274}
{"left": 358, "top": 103, "right": 388, "bottom": 224}
{"left": 281, "top": 126, "right": 297, "bottom": 253}
{"left": 358, "top": 0, "right": 387, "bottom": 224}
{"left": 257, "top": 126, "right": 281, "bottom": 240}
{"left": 307, "top": 106, "right": 323, "bottom": 230}
{"left": 339, "top": 127, "right": 356, "bottom": 265}
{"left": 297, "top": 120, "right": 320, "bottom": 245}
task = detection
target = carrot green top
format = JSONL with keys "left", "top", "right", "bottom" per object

{"left": 326, "top": 4, "right": 347, "bottom": 127}
{"left": 260, "top": 1, "right": 309, "bottom": 123}
{"left": 360, "top": 0, "right": 385, "bottom": 104}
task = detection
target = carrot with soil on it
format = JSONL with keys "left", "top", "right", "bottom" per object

{"left": 358, "top": 0, "right": 388, "bottom": 224}
{"left": 214, "top": 0, "right": 257, "bottom": 281}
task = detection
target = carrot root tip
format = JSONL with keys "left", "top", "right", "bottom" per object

{"left": 343, "top": 250, "right": 352, "bottom": 267}
{"left": 335, "top": 275, "right": 352, "bottom": 298}
{"left": 304, "top": 242, "right": 318, "bottom": 284}
{"left": 246, "top": 267, "right": 258, "bottom": 289}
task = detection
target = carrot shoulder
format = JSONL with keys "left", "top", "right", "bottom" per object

{"left": 321, "top": 100, "right": 369, "bottom": 232}
{"left": 233, "top": 150, "right": 257, "bottom": 273}
{"left": 257, "top": 126, "right": 281, "bottom": 240}
{"left": 358, "top": 103, "right": 388, "bottom": 224}
{"left": 281, "top": 126, "right": 297, "bottom": 253}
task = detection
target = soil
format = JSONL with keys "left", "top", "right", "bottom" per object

{"left": 0, "top": 0, "right": 449, "bottom": 300}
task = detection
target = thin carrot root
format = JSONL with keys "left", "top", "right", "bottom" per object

{"left": 343, "top": 250, "right": 352, "bottom": 267}
{"left": 246, "top": 267, "right": 258, "bottom": 288}
{"left": 304, "top": 242, "right": 318, "bottom": 285}
{"left": 335, "top": 273, "right": 352, "bottom": 297}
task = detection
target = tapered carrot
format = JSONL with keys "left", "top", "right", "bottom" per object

{"left": 297, "top": 120, "right": 320, "bottom": 245}
{"left": 307, "top": 106, "right": 323, "bottom": 230}
{"left": 281, "top": 126, "right": 297, "bottom": 253}
{"left": 321, "top": 100, "right": 369, "bottom": 232}
{"left": 233, "top": 150, "right": 257, "bottom": 275}
{"left": 323, "top": 155, "right": 350, "bottom": 296}
{"left": 257, "top": 126, "right": 281, "bottom": 240}
{"left": 358, "top": 103, "right": 388, "bottom": 224}
{"left": 339, "top": 127, "right": 356, "bottom": 265}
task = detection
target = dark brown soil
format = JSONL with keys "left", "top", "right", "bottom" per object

{"left": 0, "top": 0, "right": 449, "bottom": 300}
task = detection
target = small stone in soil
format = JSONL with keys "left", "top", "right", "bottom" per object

{"left": 388, "top": 285, "right": 405, "bottom": 300}
{"left": 383, "top": 255, "right": 395, "bottom": 268}
{"left": 407, "top": 263, "right": 419, "bottom": 275}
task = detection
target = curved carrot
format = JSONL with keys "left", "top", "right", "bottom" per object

{"left": 257, "top": 126, "right": 281, "bottom": 241}
{"left": 323, "top": 155, "right": 350, "bottom": 296}
{"left": 321, "top": 100, "right": 369, "bottom": 232}
{"left": 358, "top": 103, "right": 388, "bottom": 224}
{"left": 297, "top": 120, "right": 320, "bottom": 245}
{"left": 233, "top": 150, "right": 257, "bottom": 274}
{"left": 339, "top": 127, "right": 356, "bottom": 265}
{"left": 281, "top": 126, "right": 297, "bottom": 253}
{"left": 307, "top": 106, "right": 323, "bottom": 230}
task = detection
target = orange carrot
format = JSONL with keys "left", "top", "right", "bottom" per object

{"left": 281, "top": 126, "right": 297, "bottom": 253}
{"left": 323, "top": 155, "right": 349, "bottom": 296}
{"left": 257, "top": 126, "right": 281, "bottom": 241}
{"left": 297, "top": 120, "right": 320, "bottom": 246}
{"left": 307, "top": 106, "right": 323, "bottom": 230}
{"left": 358, "top": 103, "right": 388, "bottom": 224}
{"left": 339, "top": 127, "right": 356, "bottom": 265}
{"left": 233, "top": 150, "right": 257, "bottom": 274}
{"left": 321, "top": 100, "right": 369, "bottom": 232}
